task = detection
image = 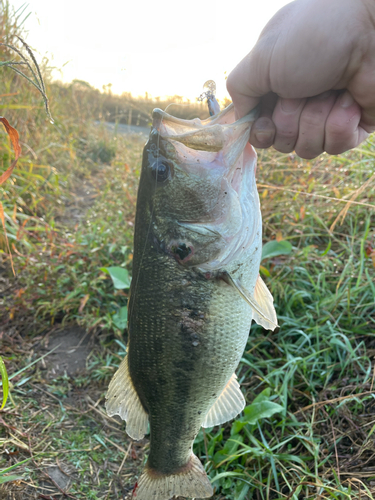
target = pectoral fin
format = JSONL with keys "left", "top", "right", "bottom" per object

{"left": 253, "top": 275, "right": 278, "bottom": 330}
{"left": 225, "top": 273, "right": 278, "bottom": 331}
{"left": 105, "top": 356, "right": 148, "bottom": 440}
{"left": 202, "top": 373, "right": 245, "bottom": 428}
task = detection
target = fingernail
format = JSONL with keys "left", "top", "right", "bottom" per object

{"left": 340, "top": 91, "right": 354, "bottom": 108}
{"left": 254, "top": 118, "right": 274, "bottom": 145}
{"left": 317, "top": 90, "right": 332, "bottom": 100}
{"left": 281, "top": 98, "right": 301, "bottom": 113}
{"left": 255, "top": 131, "right": 274, "bottom": 145}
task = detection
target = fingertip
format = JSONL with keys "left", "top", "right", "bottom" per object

{"left": 294, "top": 91, "right": 336, "bottom": 159}
{"left": 272, "top": 97, "right": 305, "bottom": 153}
{"left": 249, "top": 117, "right": 275, "bottom": 148}
{"left": 324, "top": 92, "right": 362, "bottom": 154}
{"left": 294, "top": 147, "right": 321, "bottom": 160}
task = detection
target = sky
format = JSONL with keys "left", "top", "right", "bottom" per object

{"left": 11, "top": 0, "right": 291, "bottom": 100}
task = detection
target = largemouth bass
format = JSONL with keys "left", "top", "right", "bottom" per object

{"left": 106, "top": 103, "right": 278, "bottom": 500}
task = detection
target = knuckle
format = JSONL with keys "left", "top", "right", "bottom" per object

{"left": 325, "top": 125, "right": 357, "bottom": 154}
{"left": 325, "top": 122, "right": 358, "bottom": 151}
{"left": 300, "top": 109, "right": 325, "bottom": 130}
{"left": 325, "top": 119, "right": 350, "bottom": 140}
{"left": 275, "top": 127, "right": 298, "bottom": 139}
{"left": 300, "top": 97, "right": 336, "bottom": 130}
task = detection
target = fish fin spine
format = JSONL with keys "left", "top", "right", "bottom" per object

{"left": 133, "top": 453, "right": 213, "bottom": 500}
{"left": 105, "top": 356, "right": 148, "bottom": 441}
{"left": 202, "top": 372, "right": 245, "bottom": 427}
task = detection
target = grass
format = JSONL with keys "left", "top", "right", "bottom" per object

{"left": 192, "top": 143, "right": 375, "bottom": 499}
{"left": 1, "top": 1, "right": 375, "bottom": 498}
{"left": 2, "top": 137, "right": 375, "bottom": 499}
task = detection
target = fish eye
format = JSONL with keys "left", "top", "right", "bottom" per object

{"left": 151, "top": 160, "right": 172, "bottom": 183}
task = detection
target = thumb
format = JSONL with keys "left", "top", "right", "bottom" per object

{"left": 226, "top": 1, "right": 296, "bottom": 119}
{"left": 226, "top": 64, "right": 261, "bottom": 119}
{"left": 226, "top": 47, "right": 273, "bottom": 119}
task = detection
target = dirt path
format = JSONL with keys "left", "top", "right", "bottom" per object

{"left": 102, "top": 121, "right": 149, "bottom": 138}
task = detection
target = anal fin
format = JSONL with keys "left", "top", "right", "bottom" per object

{"left": 202, "top": 373, "right": 245, "bottom": 428}
{"left": 105, "top": 356, "right": 148, "bottom": 441}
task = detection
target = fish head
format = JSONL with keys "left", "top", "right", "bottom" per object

{"left": 137, "top": 104, "right": 260, "bottom": 270}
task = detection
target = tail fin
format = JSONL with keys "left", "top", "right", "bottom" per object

{"left": 133, "top": 453, "right": 213, "bottom": 500}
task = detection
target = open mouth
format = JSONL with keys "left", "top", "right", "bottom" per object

{"left": 152, "top": 104, "right": 258, "bottom": 192}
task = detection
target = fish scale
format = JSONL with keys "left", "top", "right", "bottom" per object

{"left": 106, "top": 102, "right": 278, "bottom": 500}
{"left": 129, "top": 257, "right": 249, "bottom": 473}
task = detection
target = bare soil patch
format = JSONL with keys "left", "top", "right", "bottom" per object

{"left": 0, "top": 322, "right": 147, "bottom": 500}
{"left": 42, "top": 327, "right": 94, "bottom": 379}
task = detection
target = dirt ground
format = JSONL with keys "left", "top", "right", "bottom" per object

{"left": 42, "top": 327, "right": 94, "bottom": 379}
{"left": 0, "top": 322, "right": 148, "bottom": 500}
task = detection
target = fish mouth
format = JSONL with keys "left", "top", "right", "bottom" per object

{"left": 152, "top": 103, "right": 258, "bottom": 153}
{"left": 152, "top": 103, "right": 259, "bottom": 193}
{"left": 152, "top": 103, "right": 238, "bottom": 135}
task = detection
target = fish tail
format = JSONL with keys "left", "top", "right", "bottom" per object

{"left": 132, "top": 453, "right": 213, "bottom": 500}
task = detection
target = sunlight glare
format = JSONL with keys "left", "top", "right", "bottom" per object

{"left": 11, "top": 0, "right": 291, "bottom": 99}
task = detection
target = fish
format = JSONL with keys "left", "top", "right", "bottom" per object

{"left": 105, "top": 102, "right": 278, "bottom": 500}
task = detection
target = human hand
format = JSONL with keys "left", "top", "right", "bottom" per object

{"left": 227, "top": 0, "right": 375, "bottom": 159}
